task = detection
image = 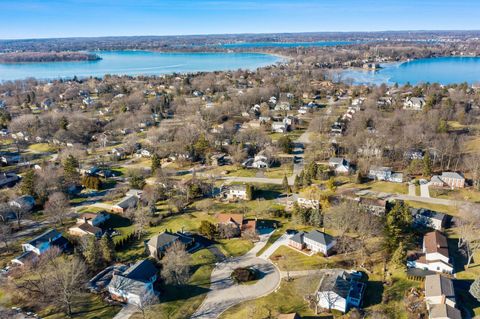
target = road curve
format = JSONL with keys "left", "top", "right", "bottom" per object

{"left": 191, "top": 233, "right": 281, "bottom": 319}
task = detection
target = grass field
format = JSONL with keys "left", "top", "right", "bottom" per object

{"left": 40, "top": 294, "right": 120, "bottom": 319}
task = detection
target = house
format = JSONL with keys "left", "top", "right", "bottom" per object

{"left": 69, "top": 211, "right": 110, "bottom": 237}
{"left": 222, "top": 184, "right": 249, "bottom": 200}
{"left": 9, "top": 195, "right": 35, "bottom": 212}
{"left": 111, "top": 147, "right": 127, "bottom": 159}
{"left": 251, "top": 152, "right": 271, "bottom": 168}
{"left": 0, "top": 151, "right": 20, "bottom": 166}
{"left": 0, "top": 172, "right": 20, "bottom": 188}
{"left": 424, "top": 275, "right": 461, "bottom": 319}
{"left": 404, "top": 97, "right": 426, "bottom": 110}
{"left": 0, "top": 173, "right": 20, "bottom": 188}
{"left": 108, "top": 259, "right": 158, "bottom": 306}
{"left": 331, "top": 122, "right": 345, "bottom": 135}
{"left": 430, "top": 172, "right": 465, "bottom": 189}
{"left": 410, "top": 208, "right": 446, "bottom": 230}
{"left": 404, "top": 149, "right": 424, "bottom": 160}
{"left": 12, "top": 229, "right": 68, "bottom": 266}
{"left": 315, "top": 269, "right": 366, "bottom": 313}
{"left": 272, "top": 121, "right": 288, "bottom": 133}
{"left": 275, "top": 102, "right": 291, "bottom": 111}
{"left": 146, "top": 231, "right": 194, "bottom": 259}
{"left": 211, "top": 153, "right": 227, "bottom": 166}
{"left": 289, "top": 230, "right": 336, "bottom": 256}
{"left": 407, "top": 231, "right": 454, "bottom": 274}
{"left": 368, "top": 166, "right": 403, "bottom": 183}
{"left": 111, "top": 194, "right": 139, "bottom": 213}
{"left": 358, "top": 197, "right": 387, "bottom": 216}
{"left": 328, "top": 157, "right": 351, "bottom": 174}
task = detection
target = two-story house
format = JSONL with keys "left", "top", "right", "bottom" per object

{"left": 424, "top": 274, "right": 461, "bottom": 319}
{"left": 289, "top": 230, "right": 336, "bottom": 256}
{"left": 407, "top": 231, "right": 454, "bottom": 274}
{"left": 12, "top": 229, "right": 68, "bottom": 266}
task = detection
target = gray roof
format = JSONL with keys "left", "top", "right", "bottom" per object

{"left": 290, "top": 231, "right": 304, "bottom": 245}
{"left": 370, "top": 166, "right": 391, "bottom": 172}
{"left": 329, "top": 157, "right": 347, "bottom": 165}
{"left": 425, "top": 274, "right": 455, "bottom": 298}
{"left": 147, "top": 231, "right": 193, "bottom": 251}
{"left": 317, "top": 269, "right": 351, "bottom": 298}
{"left": 123, "top": 259, "right": 157, "bottom": 282}
{"left": 441, "top": 172, "right": 464, "bottom": 180}
{"left": 115, "top": 195, "right": 138, "bottom": 209}
{"left": 304, "top": 230, "right": 335, "bottom": 246}
{"left": 429, "top": 304, "right": 461, "bottom": 319}
{"left": 27, "top": 229, "right": 61, "bottom": 248}
{"left": 410, "top": 208, "right": 446, "bottom": 222}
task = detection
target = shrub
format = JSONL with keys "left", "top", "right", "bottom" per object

{"left": 231, "top": 267, "right": 257, "bottom": 283}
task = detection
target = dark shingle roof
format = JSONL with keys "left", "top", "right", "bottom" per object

{"left": 27, "top": 229, "right": 60, "bottom": 248}
{"left": 304, "top": 230, "right": 335, "bottom": 246}
{"left": 123, "top": 259, "right": 157, "bottom": 282}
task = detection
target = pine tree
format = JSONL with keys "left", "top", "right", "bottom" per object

{"left": 294, "top": 175, "right": 301, "bottom": 192}
{"left": 151, "top": 153, "right": 161, "bottom": 173}
{"left": 83, "top": 236, "right": 101, "bottom": 268}
{"left": 20, "top": 169, "right": 35, "bottom": 196}
{"left": 327, "top": 177, "right": 336, "bottom": 191}
{"left": 391, "top": 242, "right": 407, "bottom": 269}
{"left": 99, "top": 235, "right": 115, "bottom": 264}
{"left": 470, "top": 277, "right": 480, "bottom": 302}
{"left": 282, "top": 175, "right": 290, "bottom": 194}
{"left": 309, "top": 209, "right": 323, "bottom": 227}
{"left": 423, "top": 152, "right": 432, "bottom": 177}
{"left": 63, "top": 155, "right": 80, "bottom": 187}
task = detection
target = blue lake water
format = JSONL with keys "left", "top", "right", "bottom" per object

{"left": 0, "top": 51, "right": 281, "bottom": 82}
{"left": 341, "top": 57, "right": 480, "bottom": 85}
{"left": 221, "top": 41, "right": 356, "bottom": 48}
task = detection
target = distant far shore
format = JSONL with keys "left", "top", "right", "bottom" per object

{"left": 0, "top": 51, "right": 102, "bottom": 63}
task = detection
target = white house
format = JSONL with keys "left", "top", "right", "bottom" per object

{"left": 289, "top": 230, "right": 336, "bottom": 256}
{"left": 403, "top": 97, "right": 426, "bottom": 110}
{"left": 328, "top": 157, "right": 351, "bottom": 174}
{"left": 271, "top": 121, "right": 288, "bottom": 133}
{"left": 108, "top": 259, "right": 158, "bottom": 306}
{"left": 368, "top": 166, "right": 403, "bottom": 183}
{"left": 407, "top": 231, "right": 454, "bottom": 274}
{"left": 315, "top": 269, "right": 366, "bottom": 313}
{"left": 222, "top": 184, "right": 249, "bottom": 200}
{"left": 430, "top": 172, "right": 465, "bottom": 189}
{"left": 410, "top": 208, "right": 446, "bottom": 231}
{"left": 296, "top": 197, "right": 320, "bottom": 210}
{"left": 12, "top": 229, "right": 68, "bottom": 265}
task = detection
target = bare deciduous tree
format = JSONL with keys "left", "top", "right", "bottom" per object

{"left": 44, "top": 192, "right": 70, "bottom": 225}
{"left": 160, "top": 242, "right": 191, "bottom": 285}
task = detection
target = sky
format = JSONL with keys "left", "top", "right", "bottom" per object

{"left": 1, "top": 0, "right": 480, "bottom": 39}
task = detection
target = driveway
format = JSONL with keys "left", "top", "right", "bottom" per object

{"left": 191, "top": 232, "right": 281, "bottom": 319}
{"left": 112, "top": 304, "right": 137, "bottom": 319}
{"left": 420, "top": 182, "right": 431, "bottom": 198}
{"left": 258, "top": 233, "right": 290, "bottom": 260}
{"left": 408, "top": 183, "right": 416, "bottom": 196}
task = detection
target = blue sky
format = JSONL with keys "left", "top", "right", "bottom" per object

{"left": 1, "top": 0, "right": 479, "bottom": 39}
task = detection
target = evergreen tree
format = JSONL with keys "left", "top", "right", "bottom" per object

{"left": 282, "top": 175, "right": 290, "bottom": 194}
{"left": 391, "top": 242, "right": 407, "bottom": 269}
{"left": 99, "top": 235, "right": 115, "bottom": 264}
{"left": 385, "top": 201, "right": 412, "bottom": 252}
{"left": 423, "top": 152, "right": 432, "bottom": 177}
{"left": 151, "top": 153, "right": 161, "bottom": 173}
{"left": 83, "top": 236, "right": 101, "bottom": 268}
{"left": 309, "top": 209, "right": 323, "bottom": 227}
{"left": 277, "top": 135, "right": 293, "bottom": 154}
{"left": 470, "top": 277, "right": 480, "bottom": 302}
{"left": 199, "top": 220, "right": 216, "bottom": 239}
{"left": 20, "top": 169, "right": 35, "bottom": 196}
{"left": 194, "top": 134, "right": 210, "bottom": 159}
{"left": 327, "top": 177, "right": 336, "bottom": 191}
{"left": 63, "top": 155, "right": 80, "bottom": 187}
{"left": 245, "top": 184, "right": 254, "bottom": 200}
{"left": 294, "top": 175, "right": 301, "bottom": 192}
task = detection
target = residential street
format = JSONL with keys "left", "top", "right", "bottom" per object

{"left": 191, "top": 232, "right": 281, "bottom": 319}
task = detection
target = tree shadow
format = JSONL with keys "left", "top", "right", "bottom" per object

{"left": 454, "top": 279, "right": 480, "bottom": 318}
{"left": 363, "top": 280, "right": 384, "bottom": 307}
{"left": 159, "top": 284, "right": 210, "bottom": 303}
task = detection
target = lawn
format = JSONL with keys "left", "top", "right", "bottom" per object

{"left": 264, "top": 163, "right": 293, "bottom": 179}
{"left": 27, "top": 143, "right": 56, "bottom": 153}
{"left": 220, "top": 275, "right": 322, "bottom": 319}
{"left": 131, "top": 249, "right": 216, "bottom": 319}
{"left": 430, "top": 187, "right": 480, "bottom": 203}
{"left": 405, "top": 200, "right": 459, "bottom": 216}
{"left": 216, "top": 238, "right": 254, "bottom": 257}
{"left": 366, "top": 181, "right": 408, "bottom": 194}
{"left": 40, "top": 294, "right": 120, "bottom": 319}
{"left": 269, "top": 245, "right": 338, "bottom": 271}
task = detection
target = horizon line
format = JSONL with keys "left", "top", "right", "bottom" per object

{"left": 2, "top": 29, "right": 480, "bottom": 42}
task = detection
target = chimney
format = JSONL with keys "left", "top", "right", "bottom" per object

{"left": 440, "top": 294, "right": 446, "bottom": 304}
{"left": 84, "top": 217, "right": 88, "bottom": 224}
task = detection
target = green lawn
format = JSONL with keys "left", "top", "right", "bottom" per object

{"left": 40, "top": 294, "right": 120, "bottom": 319}
{"left": 366, "top": 181, "right": 408, "bottom": 194}
{"left": 269, "top": 245, "right": 338, "bottom": 271}
{"left": 405, "top": 200, "right": 459, "bottom": 216}
{"left": 216, "top": 238, "right": 254, "bottom": 257}
{"left": 430, "top": 187, "right": 480, "bottom": 203}
{"left": 220, "top": 275, "right": 321, "bottom": 319}
{"left": 28, "top": 143, "right": 56, "bottom": 153}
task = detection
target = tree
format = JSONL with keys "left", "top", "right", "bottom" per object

{"left": 44, "top": 192, "right": 70, "bottom": 225}
{"left": 47, "top": 256, "right": 88, "bottom": 316}
{"left": 385, "top": 201, "right": 412, "bottom": 253}
{"left": 326, "top": 177, "right": 336, "bottom": 192}
{"left": 277, "top": 135, "right": 293, "bottom": 154}
{"left": 470, "top": 277, "right": 480, "bottom": 302}
{"left": 134, "top": 208, "right": 150, "bottom": 240}
{"left": 160, "top": 242, "right": 191, "bottom": 285}
{"left": 100, "top": 235, "right": 115, "bottom": 264}
{"left": 293, "top": 174, "right": 301, "bottom": 192}
{"left": 199, "top": 220, "right": 216, "bottom": 239}
{"left": 391, "top": 242, "right": 407, "bottom": 269}
{"left": 151, "top": 153, "right": 161, "bottom": 173}
{"left": 63, "top": 155, "right": 80, "bottom": 187}
{"left": 81, "top": 175, "right": 102, "bottom": 190}
{"left": 82, "top": 236, "right": 101, "bottom": 269}
{"left": 20, "top": 169, "right": 36, "bottom": 196}
{"left": 0, "top": 223, "right": 12, "bottom": 251}
{"left": 282, "top": 175, "right": 290, "bottom": 194}
{"left": 423, "top": 152, "right": 432, "bottom": 177}
{"left": 130, "top": 173, "right": 146, "bottom": 190}
{"left": 245, "top": 184, "right": 254, "bottom": 200}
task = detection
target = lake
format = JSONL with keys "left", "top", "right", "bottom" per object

{"left": 341, "top": 56, "right": 480, "bottom": 85}
{"left": 221, "top": 41, "right": 356, "bottom": 48}
{"left": 0, "top": 51, "right": 282, "bottom": 82}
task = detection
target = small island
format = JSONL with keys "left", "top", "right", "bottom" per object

{"left": 0, "top": 51, "right": 101, "bottom": 63}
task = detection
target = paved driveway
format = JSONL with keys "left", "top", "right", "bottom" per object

{"left": 191, "top": 233, "right": 281, "bottom": 319}
{"left": 420, "top": 182, "right": 431, "bottom": 198}
{"left": 112, "top": 304, "right": 137, "bottom": 319}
